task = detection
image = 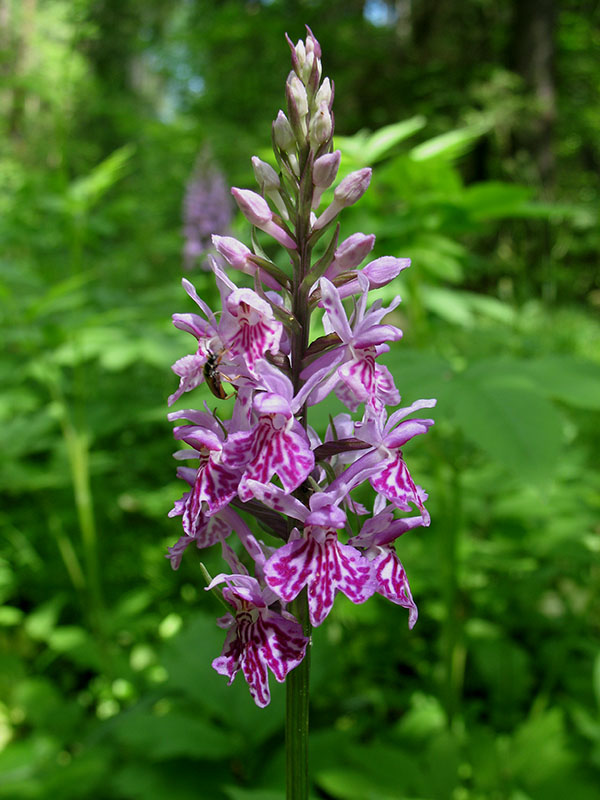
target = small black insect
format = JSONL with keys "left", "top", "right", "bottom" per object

{"left": 203, "top": 349, "right": 233, "bottom": 400}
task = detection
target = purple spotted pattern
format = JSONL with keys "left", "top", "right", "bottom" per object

{"left": 166, "top": 28, "right": 435, "bottom": 707}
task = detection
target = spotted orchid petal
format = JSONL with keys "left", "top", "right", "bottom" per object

{"left": 264, "top": 526, "right": 375, "bottom": 627}
{"left": 220, "top": 288, "right": 283, "bottom": 372}
{"left": 336, "top": 349, "right": 400, "bottom": 412}
{"left": 370, "top": 545, "right": 418, "bottom": 628}
{"left": 165, "top": 511, "right": 232, "bottom": 569}
{"left": 370, "top": 452, "right": 424, "bottom": 512}
{"left": 209, "top": 575, "right": 308, "bottom": 708}
{"left": 224, "top": 393, "right": 314, "bottom": 502}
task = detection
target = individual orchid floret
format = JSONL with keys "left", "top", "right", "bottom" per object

{"left": 166, "top": 503, "right": 232, "bottom": 570}
{"left": 170, "top": 409, "right": 243, "bottom": 528}
{"left": 231, "top": 188, "right": 296, "bottom": 249}
{"left": 312, "top": 168, "right": 372, "bottom": 231}
{"left": 251, "top": 157, "right": 289, "bottom": 220}
{"left": 223, "top": 392, "right": 315, "bottom": 502}
{"left": 212, "top": 234, "right": 283, "bottom": 290}
{"left": 273, "top": 110, "right": 296, "bottom": 153}
{"left": 264, "top": 496, "right": 375, "bottom": 627}
{"left": 218, "top": 288, "right": 284, "bottom": 374}
{"left": 308, "top": 101, "right": 332, "bottom": 150}
{"left": 312, "top": 149, "right": 341, "bottom": 209}
{"left": 209, "top": 574, "right": 309, "bottom": 708}
{"left": 349, "top": 506, "right": 429, "bottom": 629}
{"left": 352, "top": 399, "right": 437, "bottom": 512}
{"left": 324, "top": 232, "right": 376, "bottom": 277}
{"left": 304, "top": 274, "right": 402, "bottom": 412}
{"left": 168, "top": 279, "right": 224, "bottom": 406}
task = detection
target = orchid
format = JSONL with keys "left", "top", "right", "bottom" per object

{"left": 166, "top": 26, "right": 435, "bottom": 798}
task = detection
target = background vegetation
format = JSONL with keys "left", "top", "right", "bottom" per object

{"left": 1, "top": 1, "right": 599, "bottom": 798}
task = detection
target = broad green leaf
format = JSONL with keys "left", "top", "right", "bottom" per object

{"left": 113, "top": 708, "right": 235, "bottom": 760}
{"left": 526, "top": 356, "right": 600, "bottom": 409}
{"left": 337, "top": 116, "right": 426, "bottom": 166}
{"left": 461, "top": 182, "right": 534, "bottom": 220}
{"left": 451, "top": 372, "right": 565, "bottom": 483}
{"left": 409, "top": 123, "right": 488, "bottom": 162}
{"left": 420, "top": 286, "right": 475, "bottom": 327}
{"left": 316, "top": 769, "right": 400, "bottom": 800}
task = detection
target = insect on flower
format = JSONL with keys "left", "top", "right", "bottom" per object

{"left": 203, "top": 344, "right": 236, "bottom": 400}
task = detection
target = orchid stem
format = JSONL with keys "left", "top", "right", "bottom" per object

{"left": 286, "top": 590, "right": 311, "bottom": 800}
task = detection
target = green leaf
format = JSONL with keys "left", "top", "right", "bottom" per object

{"left": 461, "top": 182, "right": 534, "bottom": 220}
{"left": 114, "top": 707, "right": 236, "bottom": 760}
{"left": 409, "top": 124, "right": 488, "bottom": 162}
{"left": 66, "top": 144, "right": 135, "bottom": 215}
{"left": 525, "top": 356, "right": 600, "bottom": 410}
{"left": 451, "top": 371, "right": 565, "bottom": 483}
{"left": 337, "top": 116, "right": 426, "bottom": 166}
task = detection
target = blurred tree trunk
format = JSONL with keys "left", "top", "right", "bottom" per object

{"left": 2, "top": 0, "right": 36, "bottom": 139}
{"left": 512, "top": 0, "right": 557, "bottom": 192}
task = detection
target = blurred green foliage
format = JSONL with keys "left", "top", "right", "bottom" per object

{"left": 0, "top": 1, "right": 599, "bottom": 798}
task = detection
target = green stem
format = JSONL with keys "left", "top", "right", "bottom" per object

{"left": 286, "top": 591, "right": 311, "bottom": 800}
{"left": 285, "top": 143, "right": 314, "bottom": 797}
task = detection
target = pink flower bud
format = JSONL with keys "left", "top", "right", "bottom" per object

{"left": 305, "top": 26, "right": 321, "bottom": 58}
{"left": 309, "top": 102, "right": 332, "bottom": 149}
{"left": 333, "top": 168, "right": 372, "bottom": 207}
{"left": 231, "top": 188, "right": 296, "bottom": 250}
{"left": 211, "top": 235, "right": 252, "bottom": 270}
{"left": 329, "top": 233, "right": 376, "bottom": 273}
{"left": 273, "top": 111, "right": 295, "bottom": 152}
{"left": 288, "top": 74, "right": 309, "bottom": 117}
{"left": 252, "top": 157, "right": 280, "bottom": 192}
{"left": 362, "top": 256, "right": 411, "bottom": 288}
{"left": 314, "top": 78, "right": 332, "bottom": 109}
{"left": 231, "top": 188, "right": 272, "bottom": 226}
{"left": 313, "top": 150, "right": 341, "bottom": 189}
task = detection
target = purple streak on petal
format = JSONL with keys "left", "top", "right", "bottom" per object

{"left": 265, "top": 527, "right": 374, "bottom": 626}
{"left": 210, "top": 578, "right": 308, "bottom": 707}
{"left": 370, "top": 452, "right": 423, "bottom": 512}
{"left": 371, "top": 546, "right": 418, "bottom": 628}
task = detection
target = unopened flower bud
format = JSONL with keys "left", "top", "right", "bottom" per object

{"left": 327, "top": 233, "right": 376, "bottom": 275}
{"left": 273, "top": 111, "right": 295, "bottom": 153}
{"left": 362, "top": 256, "right": 411, "bottom": 288}
{"left": 295, "top": 40, "right": 306, "bottom": 64}
{"left": 231, "top": 187, "right": 272, "bottom": 226}
{"left": 312, "top": 168, "right": 372, "bottom": 232}
{"left": 309, "top": 102, "right": 332, "bottom": 149}
{"left": 252, "top": 157, "right": 280, "bottom": 192}
{"left": 305, "top": 26, "right": 321, "bottom": 59}
{"left": 314, "top": 78, "right": 332, "bottom": 110}
{"left": 231, "top": 187, "right": 296, "bottom": 250}
{"left": 312, "top": 149, "right": 342, "bottom": 209}
{"left": 334, "top": 168, "right": 372, "bottom": 207}
{"left": 313, "top": 150, "right": 341, "bottom": 189}
{"left": 288, "top": 75, "right": 309, "bottom": 117}
{"left": 212, "top": 234, "right": 252, "bottom": 269}
{"left": 301, "top": 50, "right": 315, "bottom": 84}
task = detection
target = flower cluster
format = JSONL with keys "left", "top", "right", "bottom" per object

{"left": 167, "top": 28, "right": 435, "bottom": 708}
{"left": 182, "top": 151, "right": 232, "bottom": 270}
